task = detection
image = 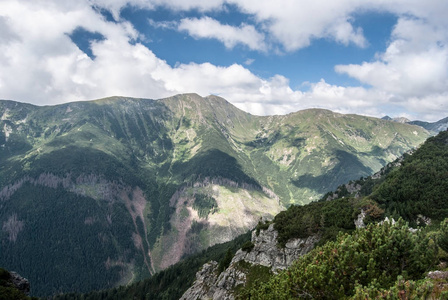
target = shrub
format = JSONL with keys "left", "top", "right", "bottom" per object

{"left": 241, "top": 241, "right": 255, "bottom": 253}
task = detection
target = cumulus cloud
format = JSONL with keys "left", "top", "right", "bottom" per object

{"left": 165, "top": 0, "right": 368, "bottom": 52}
{"left": 89, "top": 0, "right": 225, "bottom": 20}
{"left": 178, "top": 17, "right": 267, "bottom": 51}
{"left": 335, "top": 16, "right": 448, "bottom": 120}
{"left": 227, "top": 0, "right": 368, "bottom": 51}
{"left": 336, "top": 18, "right": 448, "bottom": 96}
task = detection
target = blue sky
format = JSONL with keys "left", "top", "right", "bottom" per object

{"left": 1, "top": 1, "right": 448, "bottom": 121}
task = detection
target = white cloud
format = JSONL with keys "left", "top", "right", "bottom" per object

{"left": 244, "top": 58, "right": 255, "bottom": 66}
{"left": 89, "top": 0, "right": 225, "bottom": 20}
{"left": 178, "top": 17, "right": 267, "bottom": 51}
{"left": 227, "top": 0, "right": 368, "bottom": 51}
{"left": 336, "top": 18, "right": 448, "bottom": 97}
{"left": 148, "top": 19, "right": 178, "bottom": 30}
{"left": 335, "top": 15, "right": 448, "bottom": 121}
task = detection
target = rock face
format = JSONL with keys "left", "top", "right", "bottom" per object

{"left": 237, "top": 224, "right": 319, "bottom": 272}
{"left": 9, "top": 271, "right": 30, "bottom": 295}
{"left": 180, "top": 224, "right": 319, "bottom": 300}
{"left": 180, "top": 262, "right": 220, "bottom": 300}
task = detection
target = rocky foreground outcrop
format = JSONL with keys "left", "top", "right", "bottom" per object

{"left": 0, "top": 268, "right": 30, "bottom": 297}
{"left": 9, "top": 271, "right": 30, "bottom": 295}
{"left": 180, "top": 224, "right": 319, "bottom": 300}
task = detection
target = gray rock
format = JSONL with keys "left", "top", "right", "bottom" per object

{"left": 180, "top": 224, "right": 319, "bottom": 300}
{"left": 9, "top": 271, "right": 30, "bottom": 295}
{"left": 235, "top": 224, "right": 319, "bottom": 272}
{"left": 179, "top": 261, "right": 219, "bottom": 300}
{"left": 427, "top": 271, "right": 448, "bottom": 280}
{"left": 354, "top": 209, "right": 366, "bottom": 228}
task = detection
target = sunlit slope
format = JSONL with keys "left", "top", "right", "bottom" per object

{"left": 241, "top": 108, "right": 428, "bottom": 204}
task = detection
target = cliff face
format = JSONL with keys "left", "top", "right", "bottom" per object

{"left": 236, "top": 224, "right": 319, "bottom": 271}
{"left": 180, "top": 224, "right": 319, "bottom": 300}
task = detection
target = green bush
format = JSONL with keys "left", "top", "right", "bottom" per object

{"left": 351, "top": 276, "right": 448, "bottom": 300}
{"left": 0, "top": 268, "right": 36, "bottom": 300}
{"left": 241, "top": 241, "right": 255, "bottom": 253}
{"left": 193, "top": 194, "right": 218, "bottom": 218}
{"left": 274, "top": 197, "right": 356, "bottom": 247}
{"left": 255, "top": 220, "right": 270, "bottom": 236}
{"left": 371, "top": 131, "right": 448, "bottom": 224}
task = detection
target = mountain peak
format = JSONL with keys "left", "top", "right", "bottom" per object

{"left": 381, "top": 115, "right": 411, "bottom": 123}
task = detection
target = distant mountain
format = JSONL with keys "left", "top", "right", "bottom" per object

{"left": 381, "top": 115, "right": 411, "bottom": 123}
{"left": 0, "top": 94, "right": 430, "bottom": 296}
{"left": 382, "top": 115, "right": 448, "bottom": 133}
{"left": 409, "top": 116, "right": 448, "bottom": 133}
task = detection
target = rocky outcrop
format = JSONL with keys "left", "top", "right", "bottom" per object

{"left": 0, "top": 270, "right": 31, "bottom": 296}
{"left": 180, "top": 262, "right": 220, "bottom": 300}
{"left": 9, "top": 271, "right": 30, "bottom": 295}
{"left": 354, "top": 209, "right": 366, "bottom": 228}
{"left": 180, "top": 224, "right": 319, "bottom": 300}
{"left": 235, "top": 224, "right": 319, "bottom": 272}
{"left": 427, "top": 271, "right": 448, "bottom": 280}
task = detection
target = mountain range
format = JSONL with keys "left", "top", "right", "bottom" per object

{"left": 0, "top": 93, "right": 436, "bottom": 296}
{"left": 382, "top": 115, "right": 448, "bottom": 133}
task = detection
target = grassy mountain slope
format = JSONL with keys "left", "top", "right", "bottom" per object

{"left": 0, "top": 94, "right": 429, "bottom": 296}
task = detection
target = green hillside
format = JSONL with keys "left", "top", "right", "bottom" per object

{"left": 0, "top": 94, "right": 430, "bottom": 296}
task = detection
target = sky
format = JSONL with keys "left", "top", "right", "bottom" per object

{"left": 1, "top": 1, "right": 448, "bottom": 121}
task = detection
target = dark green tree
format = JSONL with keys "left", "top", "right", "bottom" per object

{"left": 218, "top": 248, "right": 234, "bottom": 273}
{"left": 438, "top": 218, "right": 448, "bottom": 253}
